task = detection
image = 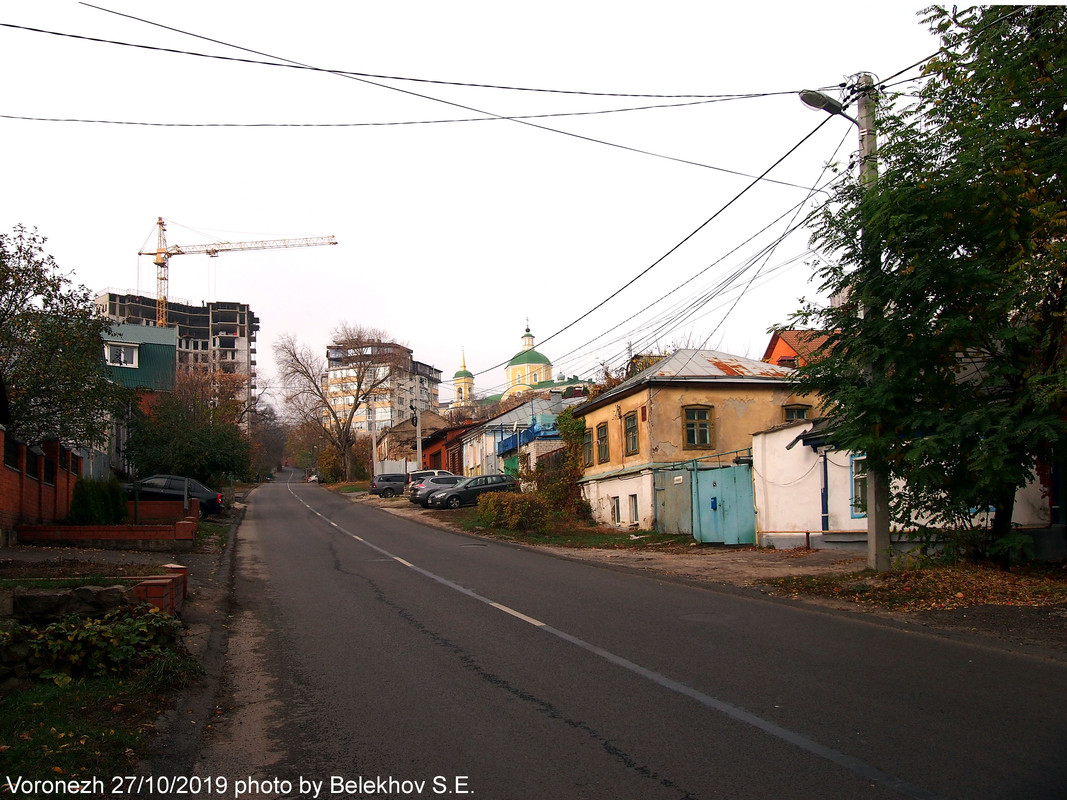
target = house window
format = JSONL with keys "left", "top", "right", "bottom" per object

{"left": 596, "top": 423, "right": 609, "bottom": 464}
{"left": 624, "top": 412, "right": 639, "bottom": 456}
{"left": 684, "top": 406, "right": 714, "bottom": 449}
{"left": 611, "top": 496, "right": 621, "bottom": 524}
{"left": 851, "top": 454, "right": 868, "bottom": 518}
{"left": 628, "top": 494, "right": 639, "bottom": 524}
{"left": 106, "top": 343, "right": 138, "bottom": 368}
{"left": 583, "top": 429, "right": 593, "bottom": 467}
{"left": 784, "top": 404, "right": 811, "bottom": 421}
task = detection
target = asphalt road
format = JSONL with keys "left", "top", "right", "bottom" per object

{"left": 190, "top": 471, "right": 1067, "bottom": 800}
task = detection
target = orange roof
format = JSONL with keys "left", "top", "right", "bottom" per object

{"left": 762, "top": 330, "right": 831, "bottom": 366}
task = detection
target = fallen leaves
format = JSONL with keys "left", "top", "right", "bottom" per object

{"left": 765, "top": 562, "right": 1067, "bottom": 612}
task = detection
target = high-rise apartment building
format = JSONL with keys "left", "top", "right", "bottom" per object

{"left": 96, "top": 291, "right": 259, "bottom": 406}
{"left": 323, "top": 340, "right": 440, "bottom": 434}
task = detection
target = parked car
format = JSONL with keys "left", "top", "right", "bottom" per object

{"left": 369, "top": 473, "right": 407, "bottom": 498}
{"left": 427, "top": 474, "right": 517, "bottom": 509}
{"left": 408, "top": 475, "right": 463, "bottom": 507}
{"left": 124, "top": 474, "right": 225, "bottom": 516}
{"left": 407, "top": 469, "right": 455, "bottom": 485}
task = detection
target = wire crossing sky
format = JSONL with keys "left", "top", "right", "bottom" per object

{"left": 0, "top": 1, "right": 939, "bottom": 404}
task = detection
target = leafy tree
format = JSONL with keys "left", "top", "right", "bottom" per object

{"left": 125, "top": 370, "right": 251, "bottom": 483}
{"left": 520, "top": 406, "right": 590, "bottom": 518}
{"left": 793, "top": 6, "right": 1067, "bottom": 560}
{"left": 0, "top": 225, "right": 131, "bottom": 445}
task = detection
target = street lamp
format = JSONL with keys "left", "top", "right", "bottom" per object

{"left": 798, "top": 90, "right": 857, "bottom": 125}
{"left": 800, "top": 75, "right": 891, "bottom": 572}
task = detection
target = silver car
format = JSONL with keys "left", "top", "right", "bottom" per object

{"left": 408, "top": 475, "right": 462, "bottom": 507}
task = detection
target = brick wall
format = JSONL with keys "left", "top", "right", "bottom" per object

{"left": 15, "top": 518, "right": 197, "bottom": 551}
{"left": 1, "top": 427, "right": 80, "bottom": 542}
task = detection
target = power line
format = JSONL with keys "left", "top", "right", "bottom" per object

{"left": 60, "top": 8, "right": 799, "bottom": 101}
{"left": 0, "top": 97, "right": 756, "bottom": 128}
{"left": 472, "top": 113, "right": 835, "bottom": 378}
{"left": 1, "top": 18, "right": 824, "bottom": 192}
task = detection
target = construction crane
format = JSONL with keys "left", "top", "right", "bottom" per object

{"left": 138, "top": 217, "right": 337, "bottom": 325}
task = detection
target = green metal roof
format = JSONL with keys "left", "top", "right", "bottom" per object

{"left": 104, "top": 324, "right": 177, "bottom": 392}
{"left": 508, "top": 348, "right": 551, "bottom": 367}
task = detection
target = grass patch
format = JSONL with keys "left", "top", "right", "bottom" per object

{"left": 763, "top": 562, "right": 1067, "bottom": 611}
{"left": 195, "top": 520, "right": 229, "bottom": 550}
{"left": 330, "top": 481, "right": 370, "bottom": 494}
{"left": 0, "top": 650, "right": 198, "bottom": 779}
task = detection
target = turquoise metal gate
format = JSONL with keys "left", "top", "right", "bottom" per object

{"left": 692, "top": 464, "right": 756, "bottom": 544}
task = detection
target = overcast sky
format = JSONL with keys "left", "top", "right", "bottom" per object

{"left": 2, "top": 2, "right": 939, "bottom": 406}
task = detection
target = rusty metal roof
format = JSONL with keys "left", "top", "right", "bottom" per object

{"left": 575, "top": 349, "right": 795, "bottom": 415}
{"left": 644, "top": 349, "right": 795, "bottom": 380}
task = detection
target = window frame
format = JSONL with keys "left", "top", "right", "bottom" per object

{"left": 596, "top": 422, "right": 610, "bottom": 464}
{"left": 850, "top": 454, "right": 868, "bottom": 518}
{"left": 623, "top": 411, "right": 639, "bottom": 456}
{"left": 683, "top": 405, "right": 714, "bottom": 450}
{"left": 784, "top": 403, "right": 811, "bottom": 421}
{"left": 583, "top": 428, "right": 593, "bottom": 467}
{"left": 105, "top": 342, "right": 138, "bottom": 368}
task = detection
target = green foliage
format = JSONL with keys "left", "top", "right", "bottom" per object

{"left": 518, "top": 406, "right": 591, "bottom": 518}
{"left": 0, "top": 225, "right": 133, "bottom": 445}
{"left": 793, "top": 7, "right": 1067, "bottom": 548}
{"left": 68, "top": 478, "right": 128, "bottom": 525}
{"left": 125, "top": 382, "right": 251, "bottom": 484}
{"left": 1, "top": 606, "right": 189, "bottom": 681}
{"left": 476, "top": 492, "right": 552, "bottom": 533}
{"left": 0, "top": 637, "right": 199, "bottom": 780}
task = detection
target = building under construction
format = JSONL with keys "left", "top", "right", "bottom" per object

{"left": 96, "top": 291, "right": 260, "bottom": 397}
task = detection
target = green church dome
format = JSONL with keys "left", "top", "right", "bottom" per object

{"left": 454, "top": 368, "right": 474, "bottom": 379}
{"left": 508, "top": 348, "right": 551, "bottom": 367}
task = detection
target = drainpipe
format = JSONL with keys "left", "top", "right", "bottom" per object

{"left": 820, "top": 449, "right": 830, "bottom": 533}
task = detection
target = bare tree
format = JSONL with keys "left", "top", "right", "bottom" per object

{"left": 274, "top": 323, "right": 406, "bottom": 481}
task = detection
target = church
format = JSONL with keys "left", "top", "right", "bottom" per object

{"left": 450, "top": 325, "right": 588, "bottom": 409}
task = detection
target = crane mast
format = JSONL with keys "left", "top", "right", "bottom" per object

{"left": 139, "top": 217, "right": 337, "bottom": 325}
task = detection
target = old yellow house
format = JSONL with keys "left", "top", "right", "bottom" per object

{"left": 573, "top": 349, "right": 813, "bottom": 541}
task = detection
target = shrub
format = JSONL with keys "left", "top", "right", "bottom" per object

{"left": 1, "top": 606, "right": 188, "bottom": 683}
{"left": 68, "top": 478, "right": 128, "bottom": 525}
{"left": 476, "top": 492, "right": 551, "bottom": 533}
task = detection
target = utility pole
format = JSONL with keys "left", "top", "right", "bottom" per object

{"left": 410, "top": 403, "right": 423, "bottom": 469}
{"left": 800, "top": 73, "right": 890, "bottom": 571}
{"left": 856, "top": 74, "right": 891, "bottom": 571}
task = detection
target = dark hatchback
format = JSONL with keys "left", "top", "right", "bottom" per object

{"left": 125, "top": 474, "right": 225, "bottom": 516}
{"left": 369, "top": 473, "right": 407, "bottom": 498}
{"left": 427, "top": 474, "right": 517, "bottom": 509}
{"left": 408, "top": 475, "right": 463, "bottom": 507}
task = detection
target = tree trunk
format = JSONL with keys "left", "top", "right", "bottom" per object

{"left": 989, "top": 487, "right": 1018, "bottom": 570}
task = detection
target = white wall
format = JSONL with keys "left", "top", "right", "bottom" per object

{"left": 753, "top": 422, "right": 866, "bottom": 537}
{"left": 581, "top": 471, "right": 656, "bottom": 530}
{"left": 752, "top": 422, "right": 1052, "bottom": 549}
